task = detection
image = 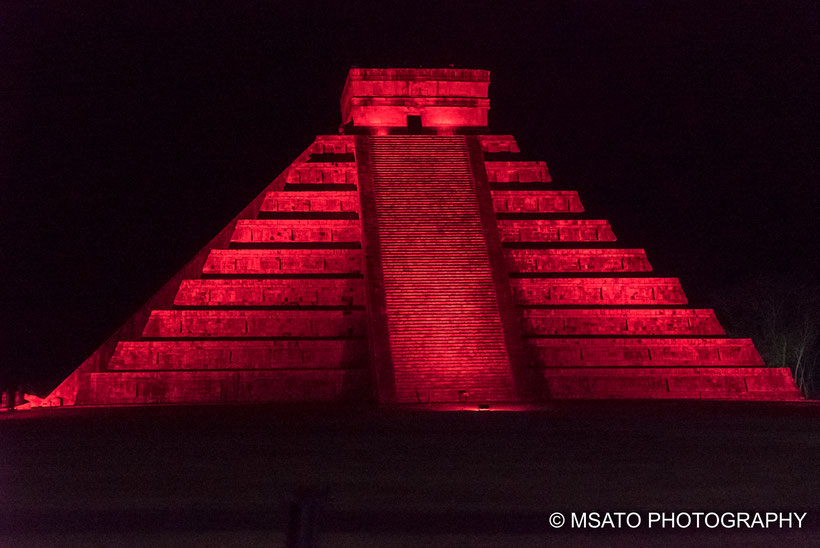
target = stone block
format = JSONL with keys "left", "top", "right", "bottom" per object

{"left": 286, "top": 163, "right": 357, "bottom": 185}
{"left": 498, "top": 219, "right": 615, "bottom": 242}
{"left": 261, "top": 191, "right": 360, "bottom": 213}
{"left": 527, "top": 338, "right": 765, "bottom": 367}
{"left": 490, "top": 191, "right": 586, "bottom": 213}
{"left": 309, "top": 135, "right": 356, "bottom": 155}
{"left": 230, "top": 219, "right": 361, "bottom": 243}
{"left": 506, "top": 249, "right": 652, "bottom": 273}
{"left": 485, "top": 161, "right": 551, "bottom": 182}
{"left": 143, "top": 310, "right": 366, "bottom": 338}
{"left": 202, "top": 249, "right": 363, "bottom": 274}
{"left": 477, "top": 135, "right": 520, "bottom": 153}
{"left": 522, "top": 309, "right": 724, "bottom": 336}
{"left": 108, "top": 340, "right": 368, "bottom": 370}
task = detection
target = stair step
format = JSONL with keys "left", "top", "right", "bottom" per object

{"left": 174, "top": 279, "right": 364, "bottom": 307}
{"left": 85, "top": 369, "right": 368, "bottom": 404}
{"left": 512, "top": 277, "right": 687, "bottom": 305}
{"left": 260, "top": 191, "right": 360, "bottom": 213}
{"left": 506, "top": 248, "right": 652, "bottom": 272}
{"left": 485, "top": 161, "right": 550, "bottom": 182}
{"left": 366, "top": 135, "right": 515, "bottom": 403}
{"left": 108, "top": 340, "right": 367, "bottom": 370}
{"left": 286, "top": 163, "right": 357, "bottom": 185}
{"left": 498, "top": 219, "right": 615, "bottom": 242}
{"left": 540, "top": 367, "right": 801, "bottom": 400}
{"left": 521, "top": 308, "right": 724, "bottom": 336}
{"left": 525, "top": 337, "right": 764, "bottom": 366}
{"left": 202, "top": 249, "right": 362, "bottom": 275}
{"left": 478, "top": 135, "right": 520, "bottom": 153}
{"left": 492, "top": 190, "right": 584, "bottom": 213}
{"left": 143, "top": 310, "right": 365, "bottom": 338}
{"left": 231, "top": 219, "right": 360, "bottom": 243}
{"left": 309, "top": 135, "right": 356, "bottom": 155}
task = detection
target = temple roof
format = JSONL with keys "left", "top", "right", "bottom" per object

{"left": 340, "top": 68, "right": 491, "bottom": 129}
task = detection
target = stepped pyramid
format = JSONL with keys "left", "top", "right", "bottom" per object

{"left": 43, "top": 68, "right": 800, "bottom": 406}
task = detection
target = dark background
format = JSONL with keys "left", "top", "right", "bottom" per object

{"left": 2, "top": 1, "right": 817, "bottom": 393}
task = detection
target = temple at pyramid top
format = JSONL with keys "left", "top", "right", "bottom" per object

{"left": 340, "top": 68, "right": 491, "bottom": 129}
{"left": 28, "top": 66, "right": 801, "bottom": 409}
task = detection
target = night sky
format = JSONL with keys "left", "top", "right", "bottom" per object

{"left": 3, "top": 2, "right": 817, "bottom": 392}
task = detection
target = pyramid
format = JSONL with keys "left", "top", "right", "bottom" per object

{"left": 42, "top": 68, "right": 801, "bottom": 406}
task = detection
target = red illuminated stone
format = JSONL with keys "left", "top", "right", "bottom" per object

{"left": 511, "top": 277, "right": 687, "bottom": 305}
{"left": 478, "top": 135, "right": 521, "bottom": 153}
{"left": 505, "top": 248, "right": 652, "bottom": 272}
{"left": 39, "top": 67, "right": 800, "bottom": 407}
{"left": 286, "top": 163, "right": 357, "bottom": 185}
{"left": 202, "top": 249, "right": 363, "bottom": 275}
{"left": 485, "top": 161, "right": 551, "bottom": 183}
{"left": 492, "top": 190, "right": 584, "bottom": 213}
{"left": 497, "top": 219, "right": 616, "bottom": 242}
{"left": 230, "top": 219, "right": 361, "bottom": 243}
{"left": 341, "top": 68, "right": 490, "bottom": 128}
{"left": 259, "top": 191, "right": 360, "bottom": 213}
{"left": 174, "top": 279, "right": 364, "bottom": 307}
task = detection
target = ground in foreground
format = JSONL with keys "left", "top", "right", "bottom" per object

{"left": 1, "top": 401, "right": 818, "bottom": 547}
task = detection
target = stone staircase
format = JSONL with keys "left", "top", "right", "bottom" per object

{"left": 363, "top": 136, "right": 516, "bottom": 403}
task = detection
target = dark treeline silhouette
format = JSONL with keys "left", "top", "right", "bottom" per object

{"left": 712, "top": 273, "right": 819, "bottom": 398}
